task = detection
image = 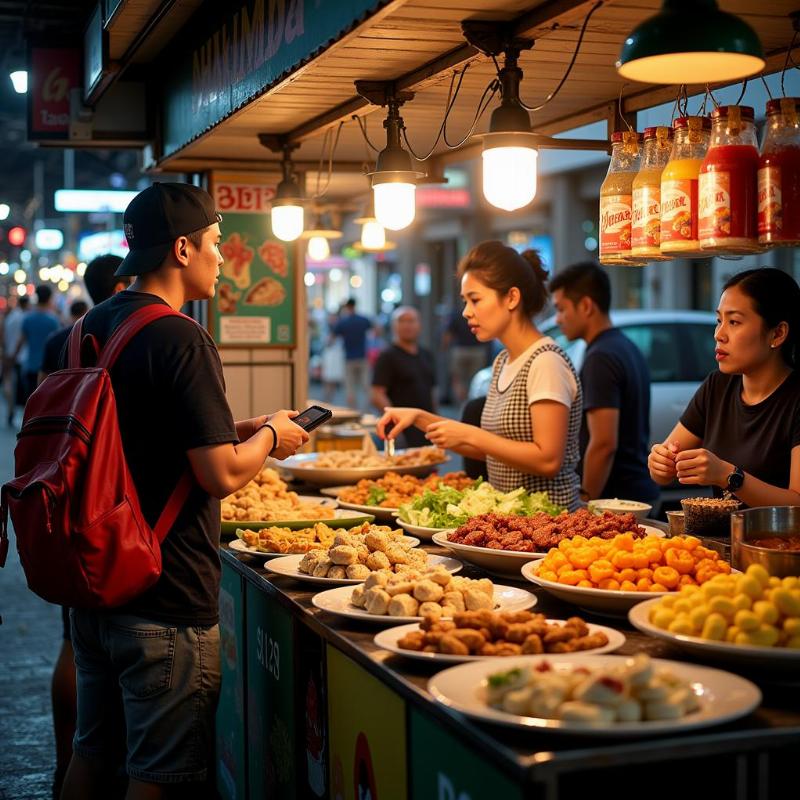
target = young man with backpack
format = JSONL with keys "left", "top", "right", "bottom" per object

{"left": 42, "top": 183, "right": 308, "bottom": 798}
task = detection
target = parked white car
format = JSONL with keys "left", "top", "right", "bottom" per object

{"left": 468, "top": 309, "right": 718, "bottom": 446}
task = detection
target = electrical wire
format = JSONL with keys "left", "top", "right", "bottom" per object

{"left": 312, "top": 120, "right": 344, "bottom": 199}
{"left": 353, "top": 113, "right": 382, "bottom": 153}
{"left": 442, "top": 76, "right": 500, "bottom": 148}
{"left": 735, "top": 79, "right": 748, "bottom": 106}
{"left": 781, "top": 28, "right": 799, "bottom": 97}
{"left": 520, "top": 0, "right": 603, "bottom": 112}
{"left": 760, "top": 75, "right": 774, "bottom": 100}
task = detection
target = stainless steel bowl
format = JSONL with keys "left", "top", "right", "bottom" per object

{"left": 731, "top": 506, "right": 800, "bottom": 577}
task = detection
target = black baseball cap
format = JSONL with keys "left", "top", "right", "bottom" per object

{"left": 115, "top": 182, "right": 222, "bottom": 277}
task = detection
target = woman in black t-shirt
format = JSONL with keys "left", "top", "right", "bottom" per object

{"left": 648, "top": 268, "right": 800, "bottom": 506}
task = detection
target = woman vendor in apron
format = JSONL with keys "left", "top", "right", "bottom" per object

{"left": 377, "top": 240, "right": 582, "bottom": 511}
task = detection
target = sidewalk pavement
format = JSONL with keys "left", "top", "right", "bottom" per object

{"left": 0, "top": 409, "right": 62, "bottom": 800}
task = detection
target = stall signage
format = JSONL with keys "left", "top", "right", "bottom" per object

{"left": 160, "top": 0, "right": 389, "bottom": 158}
{"left": 28, "top": 46, "right": 81, "bottom": 140}
{"left": 216, "top": 562, "right": 246, "bottom": 800}
{"left": 210, "top": 174, "right": 295, "bottom": 347}
{"left": 409, "top": 708, "right": 523, "bottom": 800}
{"left": 327, "top": 646, "right": 408, "bottom": 799}
{"left": 246, "top": 583, "right": 297, "bottom": 799}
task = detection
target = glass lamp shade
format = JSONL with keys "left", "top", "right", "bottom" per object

{"left": 373, "top": 183, "right": 416, "bottom": 231}
{"left": 360, "top": 220, "right": 386, "bottom": 250}
{"left": 10, "top": 70, "right": 27, "bottom": 94}
{"left": 482, "top": 146, "right": 538, "bottom": 211}
{"left": 616, "top": 0, "right": 764, "bottom": 84}
{"left": 307, "top": 236, "right": 330, "bottom": 261}
{"left": 271, "top": 204, "right": 304, "bottom": 242}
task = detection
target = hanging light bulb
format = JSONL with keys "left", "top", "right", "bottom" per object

{"left": 366, "top": 91, "right": 425, "bottom": 231}
{"left": 354, "top": 190, "right": 387, "bottom": 250}
{"left": 271, "top": 144, "right": 305, "bottom": 242}
{"left": 307, "top": 236, "right": 330, "bottom": 261}
{"left": 302, "top": 207, "right": 342, "bottom": 261}
{"left": 480, "top": 45, "right": 538, "bottom": 212}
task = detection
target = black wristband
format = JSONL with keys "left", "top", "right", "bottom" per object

{"left": 259, "top": 422, "right": 278, "bottom": 455}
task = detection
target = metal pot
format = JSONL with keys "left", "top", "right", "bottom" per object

{"left": 730, "top": 506, "right": 800, "bottom": 577}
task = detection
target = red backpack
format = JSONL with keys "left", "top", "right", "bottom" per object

{"left": 0, "top": 304, "right": 194, "bottom": 608}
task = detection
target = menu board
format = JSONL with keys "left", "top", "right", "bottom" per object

{"left": 409, "top": 708, "right": 523, "bottom": 800}
{"left": 246, "top": 584, "right": 296, "bottom": 798}
{"left": 216, "top": 562, "right": 246, "bottom": 800}
{"left": 210, "top": 174, "right": 296, "bottom": 347}
{"left": 327, "top": 646, "right": 408, "bottom": 798}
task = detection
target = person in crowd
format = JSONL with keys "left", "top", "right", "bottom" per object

{"left": 2, "top": 294, "right": 28, "bottom": 425}
{"left": 14, "top": 284, "right": 59, "bottom": 400}
{"left": 331, "top": 298, "right": 372, "bottom": 410}
{"left": 39, "top": 300, "right": 87, "bottom": 381}
{"left": 377, "top": 241, "right": 582, "bottom": 510}
{"left": 321, "top": 310, "right": 345, "bottom": 403}
{"left": 60, "top": 183, "right": 309, "bottom": 800}
{"left": 648, "top": 268, "right": 800, "bottom": 507}
{"left": 442, "top": 307, "right": 488, "bottom": 403}
{"left": 371, "top": 306, "right": 436, "bottom": 448}
{"left": 550, "top": 261, "right": 659, "bottom": 505}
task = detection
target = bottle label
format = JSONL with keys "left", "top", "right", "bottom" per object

{"left": 758, "top": 166, "right": 782, "bottom": 235}
{"left": 698, "top": 171, "right": 731, "bottom": 240}
{"left": 632, "top": 185, "right": 661, "bottom": 249}
{"left": 599, "top": 194, "right": 632, "bottom": 254}
{"left": 660, "top": 179, "right": 697, "bottom": 243}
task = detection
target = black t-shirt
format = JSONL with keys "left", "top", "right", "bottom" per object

{"left": 680, "top": 370, "right": 800, "bottom": 490}
{"left": 60, "top": 291, "right": 237, "bottom": 625}
{"left": 579, "top": 328, "right": 658, "bottom": 502}
{"left": 41, "top": 324, "right": 72, "bottom": 375}
{"left": 372, "top": 344, "right": 436, "bottom": 448}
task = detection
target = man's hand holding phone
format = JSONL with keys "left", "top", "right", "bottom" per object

{"left": 264, "top": 409, "right": 309, "bottom": 459}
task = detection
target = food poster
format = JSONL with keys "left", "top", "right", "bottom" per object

{"left": 211, "top": 175, "right": 296, "bottom": 346}
{"left": 408, "top": 708, "right": 523, "bottom": 800}
{"left": 216, "top": 561, "right": 246, "bottom": 800}
{"left": 327, "top": 645, "right": 408, "bottom": 800}
{"left": 295, "top": 625, "right": 329, "bottom": 799}
{"left": 246, "top": 583, "right": 297, "bottom": 798}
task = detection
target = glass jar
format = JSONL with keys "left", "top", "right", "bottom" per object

{"left": 758, "top": 97, "right": 800, "bottom": 247}
{"left": 631, "top": 126, "right": 673, "bottom": 260}
{"left": 599, "top": 130, "right": 643, "bottom": 265}
{"left": 660, "top": 116, "right": 711, "bottom": 256}
{"left": 699, "top": 106, "right": 760, "bottom": 253}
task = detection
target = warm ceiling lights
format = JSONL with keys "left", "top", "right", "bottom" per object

{"left": 269, "top": 142, "right": 305, "bottom": 242}
{"left": 480, "top": 43, "right": 538, "bottom": 212}
{"left": 616, "top": 0, "right": 765, "bottom": 84}
{"left": 302, "top": 210, "right": 342, "bottom": 262}
{"left": 354, "top": 192, "right": 387, "bottom": 250}
{"left": 363, "top": 89, "right": 425, "bottom": 231}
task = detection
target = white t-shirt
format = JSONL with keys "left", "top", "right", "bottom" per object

{"left": 497, "top": 336, "right": 578, "bottom": 409}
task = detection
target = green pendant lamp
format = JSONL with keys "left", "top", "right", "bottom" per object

{"left": 617, "top": 0, "right": 764, "bottom": 84}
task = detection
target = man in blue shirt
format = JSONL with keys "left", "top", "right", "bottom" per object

{"left": 15, "top": 284, "right": 60, "bottom": 400}
{"left": 332, "top": 298, "right": 373, "bottom": 410}
{"left": 550, "top": 262, "right": 658, "bottom": 505}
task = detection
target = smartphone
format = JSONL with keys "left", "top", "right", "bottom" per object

{"left": 294, "top": 405, "right": 333, "bottom": 433}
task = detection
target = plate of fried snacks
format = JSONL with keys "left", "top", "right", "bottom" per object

{"left": 311, "top": 570, "right": 536, "bottom": 623}
{"left": 221, "top": 467, "right": 341, "bottom": 533}
{"left": 230, "top": 521, "right": 393, "bottom": 557}
{"left": 428, "top": 653, "right": 760, "bottom": 736}
{"left": 373, "top": 610, "right": 624, "bottom": 663}
{"left": 278, "top": 445, "right": 447, "bottom": 486}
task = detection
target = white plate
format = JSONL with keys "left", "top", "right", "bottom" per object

{"left": 276, "top": 450, "right": 447, "bottom": 486}
{"left": 374, "top": 620, "right": 626, "bottom": 664}
{"left": 336, "top": 499, "right": 401, "bottom": 521}
{"left": 428, "top": 654, "right": 761, "bottom": 737}
{"left": 432, "top": 531, "right": 545, "bottom": 577}
{"left": 266, "top": 553, "right": 461, "bottom": 585}
{"left": 521, "top": 560, "right": 672, "bottom": 616}
{"left": 629, "top": 597, "right": 800, "bottom": 673}
{"left": 228, "top": 538, "right": 292, "bottom": 559}
{"left": 397, "top": 519, "right": 451, "bottom": 541}
{"left": 311, "top": 584, "right": 537, "bottom": 624}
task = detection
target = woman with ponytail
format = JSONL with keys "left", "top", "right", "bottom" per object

{"left": 377, "top": 240, "right": 582, "bottom": 510}
{"left": 649, "top": 267, "right": 800, "bottom": 507}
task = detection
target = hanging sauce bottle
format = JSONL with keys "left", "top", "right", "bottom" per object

{"left": 660, "top": 116, "right": 711, "bottom": 256}
{"left": 699, "top": 106, "right": 760, "bottom": 253}
{"left": 758, "top": 97, "right": 800, "bottom": 247}
{"left": 599, "top": 130, "right": 642, "bottom": 265}
{"left": 631, "top": 126, "right": 673, "bottom": 260}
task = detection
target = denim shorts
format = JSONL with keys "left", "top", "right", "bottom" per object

{"left": 70, "top": 609, "right": 221, "bottom": 784}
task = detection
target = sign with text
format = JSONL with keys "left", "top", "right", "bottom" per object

{"left": 327, "top": 646, "right": 407, "bottom": 799}
{"left": 216, "top": 561, "right": 246, "bottom": 800}
{"left": 246, "top": 583, "right": 297, "bottom": 799}
{"left": 210, "top": 174, "right": 295, "bottom": 347}
{"left": 28, "top": 46, "right": 81, "bottom": 140}
{"left": 409, "top": 708, "right": 523, "bottom": 800}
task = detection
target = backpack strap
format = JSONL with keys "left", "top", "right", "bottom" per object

{"left": 153, "top": 470, "right": 195, "bottom": 543}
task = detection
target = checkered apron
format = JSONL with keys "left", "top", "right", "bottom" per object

{"left": 481, "top": 344, "right": 582, "bottom": 511}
